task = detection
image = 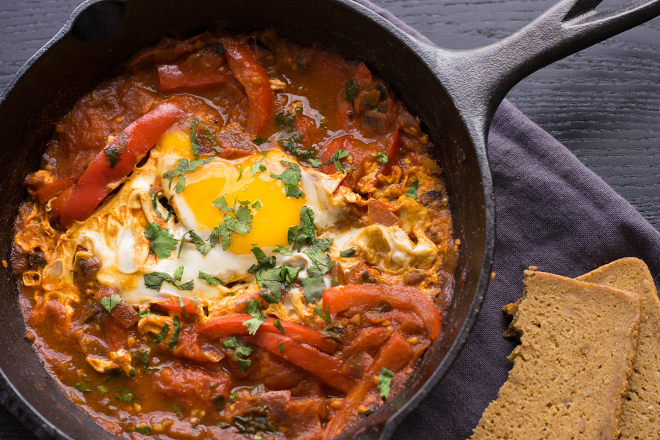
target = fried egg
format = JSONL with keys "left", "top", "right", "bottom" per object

{"left": 50, "top": 126, "right": 438, "bottom": 314}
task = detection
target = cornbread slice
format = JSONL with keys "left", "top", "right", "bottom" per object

{"left": 471, "top": 270, "right": 642, "bottom": 440}
{"left": 576, "top": 258, "right": 660, "bottom": 440}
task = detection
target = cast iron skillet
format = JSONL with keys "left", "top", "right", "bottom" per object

{"left": 0, "top": 0, "right": 658, "bottom": 439}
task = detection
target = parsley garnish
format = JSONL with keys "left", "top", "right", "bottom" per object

{"left": 100, "top": 293, "right": 122, "bottom": 314}
{"left": 248, "top": 245, "right": 300, "bottom": 302}
{"left": 163, "top": 158, "right": 212, "bottom": 193}
{"left": 313, "top": 305, "right": 331, "bottom": 324}
{"left": 288, "top": 206, "right": 315, "bottom": 251}
{"left": 340, "top": 248, "right": 356, "bottom": 257}
{"left": 326, "top": 148, "right": 355, "bottom": 174}
{"left": 168, "top": 316, "right": 181, "bottom": 350}
{"left": 344, "top": 79, "right": 359, "bottom": 101}
{"left": 243, "top": 300, "right": 266, "bottom": 335}
{"left": 199, "top": 271, "right": 223, "bottom": 286}
{"left": 144, "top": 222, "right": 178, "bottom": 259}
{"left": 377, "top": 368, "right": 394, "bottom": 399}
{"left": 271, "top": 161, "right": 304, "bottom": 198}
{"left": 407, "top": 179, "right": 419, "bottom": 199}
{"left": 376, "top": 151, "right": 389, "bottom": 164}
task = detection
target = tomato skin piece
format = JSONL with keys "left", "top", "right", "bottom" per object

{"left": 198, "top": 314, "right": 337, "bottom": 354}
{"left": 54, "top": 102, "right": 183, "bottom": 226}
{"left": 152, "top": 296, "right": 198, "bottom": 316}
{"left": 221, "top": 37, "right": 273, "bottom": 136}
{"left": 322, "top": 284, "right": 441, "bottom": 339}
{"left": 382, "top": 127, "right": 400, "bottom": 175}
{"left": 247, "top": 332, "right": 354, "bottom": 393}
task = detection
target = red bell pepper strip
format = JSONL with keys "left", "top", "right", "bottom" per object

{"left": 221, "top": 37, "right": 273, "bottom": 136}
{"left": 198, "top": 314, "right": 337, "bottom": 354}
{"left": 323, "top": 285, "right": 441, "bottom": 339}
{"left": 35, "top": 177, "right": 75, "bottom": 204}
{"left": 322, "top": 332, "right": 413, "bottom": 440}
{"left": 247, "top": 332, "right": 354, "bottom": 393}
{"left": 157, "top": 64, "right": 231, "bottom": 94}
{"left": 54, "top": 102, "right": 183, "bottom": 226}
{"left": 152, "top": 296, "right": 198, "bottom": 316}
{"left": 381, "top": 127, "right": 400, "bottom": 175}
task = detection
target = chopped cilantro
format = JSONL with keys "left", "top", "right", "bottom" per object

{"left": 213, "top": 196, "right": 233, "bottom": 212}
{"left": 309, "top": 158, "right": 322, "bottom": 167}
{"left": 97, "top": 385, "right": 108, "bottom": 394}
{"left": 301, "top": 276, "right": 326, "bottom": 304}
{"left": 278, "top": 134, "right": 320, "bottom": 165}
{"left": 187, "top": 230, "right": 212, "bottom": 255}
{"left": 278, "top": 343, "right": 285, "bottom": 354}
{"left": 168, "top": 316, "right": 181, "bottom": 350}
{"left": 117, "top": 391, "right": 139, "bottom": 403}
{"left": 326, "top": 148, "right": 355, "bottom": 174}
{"left": 243, "top": 300, "right": 266, "bottom": 335}
{"left": 100, "top": 293, "right": 122, "bottom": 314}
{"left": 134, "top": 426, "right": 151, "bottom": 435}
{"left": 304, "top": 247, "right": 332, "bottom": 277}
{"left": 274, "top": 107, "right": 301, "bottom": 132}
{"left": 224, "top": 213, "right": 252, "bottom": 234}
{"left": 144, "top": 222, "right": 178, "bottom": 259}
{"left": 407, "top": 179, "right": 419, "bottom": 199}
{"left": 153, "top": 323, "right": 169, "bottom": 344}
{"left": 163, "top": 158, "right": 212, "bottom": 193}
{"left": 222, "top": 337, "right": 238, "bottom": 349}
{"left": 377, "top": 367, "right": 394, "bottom": 399}
{"left": 213, "top": 394, "right": 225, "bottom": 410}
{"left": 273, "top": 245, "right": 293, "bottom": 256}
{"left": 271, "top": 161, "right": 304, "bottom": 198}
{"left": 230, "top": 391, "right": 238, "bottom": 401}
{"left": 340, "top": 248, "right": 356, "bottom": 258}
{"left": 376, "top": 151, "right": 389, "bottom": 164}
{"left": 233, "top": 344, "right": 254, "bottom": 370}
{"left": 178, "top": 296, "right": 189, "bottom": 318}
{"left": 190, "top": 118, "right": 200, "bottom": 156}
{"left": 173, "top": 265, "right": 184, "bottom": 281}
{"left": 344, "top": 79, "right": 359, "bottom": 101}
{"left": 288, "top": 206, "right": 315, "bottom": 251}
{"left": 199, "top": 271, "right": 223, "bottom": 286}
{"left": 252, "top": 136, "right": 266, "bottom": 145}
{"left": 144, "top": 271, "right": 193, "bottom": 291}
{"left": 313, "top": 305, "right": 331, "bottom": 324}
{"left": 251, "top": 161, "right": 266, "bottom": 175}
{"left": 139, "top": 349, "right": 150, "bottom": 369}
{"left": 252, "top": 200, "right": 263, "bottom": 209}
{"left": 237, "top": 164, "right": 244, "bottom": 181}
{"left": 151, "top": 190, "right": 173, "bottom": 222}
{"left": 273, "top": 319, "right": 285, "bottom": 335}
{"left": 73, "top": 382, "right": 91, "bottom": 393}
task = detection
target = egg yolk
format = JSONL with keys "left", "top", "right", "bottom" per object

{"left": 170, "top": 151, "right": 305, "bottom": 257}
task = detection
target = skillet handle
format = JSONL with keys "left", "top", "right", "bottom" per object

{"left": 433, "top": 0, "right": 660, "bottom": 135}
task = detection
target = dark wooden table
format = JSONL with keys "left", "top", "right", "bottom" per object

{"left": 1, "top": 0, "right": 659, "bottom": 438}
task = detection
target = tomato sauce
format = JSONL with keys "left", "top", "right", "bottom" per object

{"left": 12, "top": 31, "right": 457, "bottom": 439}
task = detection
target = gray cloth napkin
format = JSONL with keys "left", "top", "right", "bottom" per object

{"left": 356, "top": 1, "right": 660, "bottom": 439}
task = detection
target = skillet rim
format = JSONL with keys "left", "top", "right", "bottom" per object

{"left": 0, "top": 0, "right": 496, "bottom": 438}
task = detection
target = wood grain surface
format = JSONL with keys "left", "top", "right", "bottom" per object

{"left": 0, "top": 0, "right": 658, "bottom": 438}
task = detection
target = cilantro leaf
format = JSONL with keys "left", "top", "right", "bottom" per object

{"left": 199, "top": 271, "right": 223, "bottom": 286}
{"left": 172, "top": 265, "right": 184, "bottom": 281}
{"left": 135, "top": 426, "right": 151, "bottom": 435}
{"left": 176, "top": 280, "right": 194, "bottom": 290}
{"left": 151, "top": 190, "right": 173, "bottom": 222}
{"left": 340, "top": 248, "right": 356, "bottom": 257}
{"left": 278, "top": 134, "right": 320, "bottom": 165}
{"left": 243, "top": 300, "right": 266, "bottom": 335}
{"left": 288, "top": 206, "right": 315, "bottom": 251}
{"left": 162, "top": 158, "right": 212, "bottom": 193}
{"left": 273, "top": 319, "right": 285, "bottom": 335}
{"left": 274, "top": 108, "right": 300, "bottom": 132}
{"left": 271, "top": 161, "right": 303, "bottom": 198}
{"left": 301, "top": 275, "right": 326, "bottom": 304}
{"left": 377, "top": 367, "right": 394, "bottom": 399}
{"left": 407, "top": 179, "right": 419, "bottom": 199}
{"left": 73, "top": 382, "right": 91, "bottom": 393}
{"left": 168, "top": 316, "right": 181, "bottom": 350}
{"left": 278, "top": 343, "right": 285, "bottom": 354}
{"left": 253, "top": 136, "right": 266, "bottom": 146}
{"left": 304, "top": 247, "right": 332, "bottom": 277}
{"left": 234, "top": 205, "right": 253, "bottom": 225}
{"left": 344, "top": 79, "right": 359, "bottom": 101}
{"left": 252, "top": 200, "right": 263, "bottom": 209}
{"left": 100, "top": 293, "right": 122, "bottom": 314}
{"left": 309, "top": 158, "right": 322, "bottom": 167}
{"left": 154, "top": 323, "right": 170, "bottom": 344}
{"left": 218, "top": 223, "right": 231, "bottom": 249}
{"left": 251, "top": 162, "right": 266, "bottom": 175}
{"left": 313, "top": 305, "right": 331, "bottom": 324}
{"left": 144, "top": 223, "right": 178, "bottom": 259}
{"left": 213, "top": 196, "right": 233, "bottom": 212}
{"left": 144, "top": 272, "right": 172, "bottom": 290}
{"left": 222, "top": 337, "right": 238, "bottom": 349}
{"left": 187, "top": 230, "right": 212, "bottom": 255}
{"left": 326, "top": 148, "right": 355, "bottom": 174}
{"left": 190, "top": 118, "right": 200, "bottom": 156}
{"left": 224, "top": 213, "right": 252, "bottom": 235}
{"left": 273, "top": 245, "right": 293, "bottom": 256}
{"left": 376, "top": 151, "right": 389, "bottom": 164}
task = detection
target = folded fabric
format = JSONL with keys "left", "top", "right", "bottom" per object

{"left": 356, "top": 1, "right": 660, "bottom": 439}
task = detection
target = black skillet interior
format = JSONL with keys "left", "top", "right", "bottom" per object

{"left": 0, "top": 1, "right": 489, "bottom": 439}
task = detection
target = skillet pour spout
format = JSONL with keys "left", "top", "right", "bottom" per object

{"left": 0, "top": 1, "right": 657, "bottom": 440}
